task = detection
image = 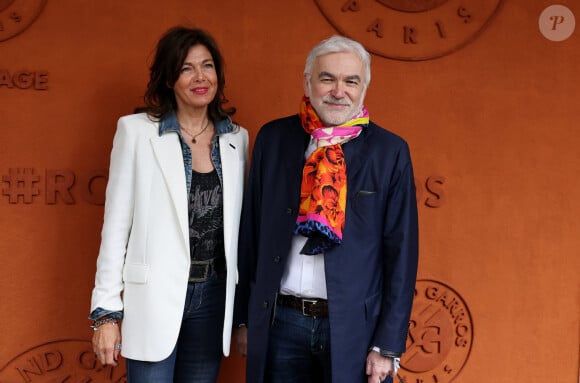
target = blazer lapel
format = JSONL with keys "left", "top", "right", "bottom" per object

{"left": 344, "top": 125, "right": 371, "bottom": 181}
{"left": 219, "top": 134, "right": 242, "bottom": 248}
{"left": 286, "top": 124, "right": 311, "bottom": 188}
{"left": 150, "top": 133, "right": 189, "bottom": 248}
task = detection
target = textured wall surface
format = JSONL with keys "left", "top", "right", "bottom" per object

{"left": 0, "top": 1, "right": 578, "bottom": 382}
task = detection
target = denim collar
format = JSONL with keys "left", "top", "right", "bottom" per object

{"left": 158, "top": 111, "right": 235, "bottom": 136}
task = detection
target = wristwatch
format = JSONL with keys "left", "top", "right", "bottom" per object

{"left": 370, "top": 346, "right": 400, "bottom": 358}
{"left": 370, "top": 347, "right": 401, "bottom": 375}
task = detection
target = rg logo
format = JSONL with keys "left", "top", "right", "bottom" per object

{"left": 399, "top": 279, "right": 473, "bottom": 382}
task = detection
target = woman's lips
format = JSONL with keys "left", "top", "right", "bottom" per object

{"left": 192, "top": 87, "right": 209, "bottom": 95}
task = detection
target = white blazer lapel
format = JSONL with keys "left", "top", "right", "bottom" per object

{"left": 150, "top": 134, "right": 189, "bottom": 248}
{"left": 219, "top": 134, "right": 243, "bottom": 252}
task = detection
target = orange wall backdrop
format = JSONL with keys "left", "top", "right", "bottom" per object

{"left": 1, "top": 1, "right": 578, "bottom": 382}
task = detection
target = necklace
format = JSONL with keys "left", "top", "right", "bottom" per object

{"left": 181, "top": 119, "right": 210, "bottom": 144}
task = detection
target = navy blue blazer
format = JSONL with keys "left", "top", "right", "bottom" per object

{"left": 235, "top": 115, "right": 419, "bottom": 383}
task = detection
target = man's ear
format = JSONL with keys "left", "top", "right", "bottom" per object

{"left": 303, "top": 74, "right": 311, "bottom": 97}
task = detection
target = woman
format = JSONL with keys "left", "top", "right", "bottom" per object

{"left": 89, "top": 26, "right": 248, "bottom": 382}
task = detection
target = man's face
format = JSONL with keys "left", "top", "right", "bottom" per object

{"left": 304, "top": 51, "right": 367, "bottom": 126}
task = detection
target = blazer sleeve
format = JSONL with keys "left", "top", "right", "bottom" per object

{"left": 373, "top": 141, "right": 419, "bottom": 354}
{"left": 90, "top": 117, "right": 138, "bottom": 314}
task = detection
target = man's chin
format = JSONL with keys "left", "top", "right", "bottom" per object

{"left": 314, "top": 109, "right": 345, "bottom": 125}
{"left": 321, "top": 115, "right": 350, "bottom": 126}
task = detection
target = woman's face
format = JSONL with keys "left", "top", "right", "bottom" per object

{"left": 173, "top": 44, "right": 218, "bottom": 112}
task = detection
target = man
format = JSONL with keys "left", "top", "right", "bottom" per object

{"left": 234, "top": 35, "right": 418, "bottom": 383}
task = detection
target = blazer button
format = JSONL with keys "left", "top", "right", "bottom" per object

{"left": 274, "top": 255, "right": 281, "bottom": 263}
{"left": 286, "top": 208, "right": 293, "bottom": 215}
{"left": 263, "top": 301, "right": 269, "bottom": 308}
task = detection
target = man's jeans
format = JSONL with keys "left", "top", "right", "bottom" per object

{"left": 266, "top": 302, "right": 332, "bottom": 383}
{"left": 126, "top": 272, "right": 226, "bottom": 383}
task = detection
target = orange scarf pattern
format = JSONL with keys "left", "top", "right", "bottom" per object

{"left": 295, "top": 96, "right": 369, "bottom": 254}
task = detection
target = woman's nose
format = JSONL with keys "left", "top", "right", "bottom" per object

{"left": 193, "top": 68, "right": 205, "bottom": 81}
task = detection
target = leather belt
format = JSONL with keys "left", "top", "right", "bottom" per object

{"left": 188, "top": 256, "right": 225, "bottom": 283}
{"left": 277, "top": 294, "right": 329, "bottom": 318}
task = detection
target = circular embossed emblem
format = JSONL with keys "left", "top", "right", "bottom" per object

{"left": 0, "top": 339, "right": 127, "bottom": 382}
{"left": 314, "top": 0, "right": 503, "bottom": 60}
{"left": 538, "top": 4, "right": 575, "bottom": 42}
{"left": 398, "top": 279, "right": 473, "bottom": 382}
{"left": 0, "top": 0, "right": 47, "bottom": 42}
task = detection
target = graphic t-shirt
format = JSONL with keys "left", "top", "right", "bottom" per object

{"left": 188, "top": 169, "right": 224, "bottom": 261}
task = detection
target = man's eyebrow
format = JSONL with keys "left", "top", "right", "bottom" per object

{"left": 344, "top": 74, "right": 361, "bottom": 82}
{"left": 318, "top": 71, "right": 336, "bottom": 79}
{"left": 318, "top": 72, "right": 361, "bottom": 82}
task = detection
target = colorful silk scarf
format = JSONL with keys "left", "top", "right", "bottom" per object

{"left": 295, "top": 96, "right": 369, "bottom": 254}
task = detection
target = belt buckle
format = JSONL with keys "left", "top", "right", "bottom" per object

{"left": 302, "top": 299, "right": 318, "bottom": 317}
{"left": 189, "top": 260, "right": 210, "bottom": 283}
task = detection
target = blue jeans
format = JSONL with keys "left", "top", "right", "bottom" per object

{"left": 126, "top": 272, "right": 226, "bottom": 383}
{"left": 266, "top": 303, "right": 332, "bottom": 383}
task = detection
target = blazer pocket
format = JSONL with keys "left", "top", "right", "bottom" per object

{"left": 123, "top": 263, "right": 150, "bottom": 284}
{"left": 356, "top": 190, "right": 377, "bottom": 196}
{"left": 364, "top": 291, "right": 381, "bottom": 320}
{"left": 352, "top": 189, "right": 379, "bottom": 212}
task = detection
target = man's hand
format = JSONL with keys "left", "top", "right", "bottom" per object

{"left": 366, "top": 350, "right": 395, "bottom": 383}
{"left": 233, "top": 326, "right": 248, "bottom": 357}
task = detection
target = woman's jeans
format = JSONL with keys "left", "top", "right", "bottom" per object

{"left": 126, "top": 272, "right": 226, "bottom": 383}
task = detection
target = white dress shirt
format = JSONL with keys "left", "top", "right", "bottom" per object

{"left": 279, "top": 235, "right": 327, "bottom": 299}
{"left": 279, "top": 137, "right": 327, "bottom": 299}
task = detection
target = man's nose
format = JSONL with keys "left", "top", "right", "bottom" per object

{"left": 330, "top": 82, "right": 345, "bottom": 98}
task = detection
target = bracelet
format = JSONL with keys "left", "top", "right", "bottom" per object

{"left": 90, "top": 317, "right": 118, "bottom": 331}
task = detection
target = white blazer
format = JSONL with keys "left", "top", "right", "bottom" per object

{"left": 90, "top": 113, "right": 248, "bottom": 361}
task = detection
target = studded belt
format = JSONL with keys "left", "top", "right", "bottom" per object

{"left": 188, "top": 256, "right": 226, "bottom": 283}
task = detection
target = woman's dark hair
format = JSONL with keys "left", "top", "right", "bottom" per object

{"left": 144, "top": 26, "right": 236, "bottom": 121}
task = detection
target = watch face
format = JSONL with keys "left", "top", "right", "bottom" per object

{"left": 0, "top": 0, "right": 47, "bottom": 42}
{"left": 315, "top": 0, "right": 504, "bottom": 61}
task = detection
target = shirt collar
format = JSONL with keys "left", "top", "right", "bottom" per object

{"left": 158, "top": 111, "right": 235, "bottom": 136}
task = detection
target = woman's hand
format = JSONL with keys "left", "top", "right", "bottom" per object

{"left": 92, "top": 321, "right": 122, "bottom": 366}
{"left": 233, "top": 326, "right": 248, "bottom": 357}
